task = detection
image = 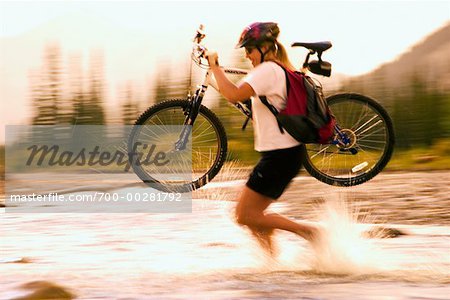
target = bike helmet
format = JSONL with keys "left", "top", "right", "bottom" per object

{"left": 235, "top": 22, "right": 280, "bottom": 49}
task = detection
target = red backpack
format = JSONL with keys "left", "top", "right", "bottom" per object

{"left": 260, "top": 63, "right": 336, "bottom": 144}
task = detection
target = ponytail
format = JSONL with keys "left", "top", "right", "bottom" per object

{"left": 275, "top": 41, "right": 296, "bottom": 71}
{"left": 261, "top": 40, "right": 296, "bottom": 71}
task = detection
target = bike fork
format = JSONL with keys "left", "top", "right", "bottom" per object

{"left": 174, "top": 86, "right": 206, "bottom": 150}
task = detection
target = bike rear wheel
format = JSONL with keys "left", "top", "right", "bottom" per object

{"left": 128, "top": 99, "right": 227, "bottom": 192}
{"left": 303, "top": 93, "right": 395, "bottom": 186}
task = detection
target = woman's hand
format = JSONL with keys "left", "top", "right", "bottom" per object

{"left": 205, "top": 50, "right": 254, "bottom": 103}
{"left": 206, "top": 51, "right": 219, "bottom": 68}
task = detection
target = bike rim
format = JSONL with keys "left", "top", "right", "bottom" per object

{"left": 305, "top": 98, "right": 390, "bottom": 181}
{"left": 130, "top": 105, "right": 222, "bottom": 187}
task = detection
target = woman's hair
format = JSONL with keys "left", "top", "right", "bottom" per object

{"left": 262, "top": 40, "right": 296, "bottom": 71}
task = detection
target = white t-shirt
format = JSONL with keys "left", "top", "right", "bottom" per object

{"left": 241, "top": 61, "right": 300, "bottom": 152}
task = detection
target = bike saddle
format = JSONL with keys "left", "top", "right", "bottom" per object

{"left": 291, "top": 41, "right": 332, "bottom": 53}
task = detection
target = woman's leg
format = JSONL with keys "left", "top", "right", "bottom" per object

{"left": 236, "top": 146, "right": 321, "bottom": 252}
{"left": 235, "top": 186, "right": 320, "bottom": 248}
{"left": 235, "top": 187, "right": 275, "bottom": 254}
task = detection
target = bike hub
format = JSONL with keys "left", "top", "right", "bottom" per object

{"left": 335, "top": 128, "right": 357, "bottom": 150}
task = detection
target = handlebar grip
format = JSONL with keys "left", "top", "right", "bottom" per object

{"left": 205, "top": 51, "right": 219, "bottom": 67}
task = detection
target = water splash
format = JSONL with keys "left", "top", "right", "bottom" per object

{"left": 308, "top": 193, "right": 400, "bottom": 275}
{"left": 193, "top": 160, "right": 248, "bottom": 209}
{"left": 195, "top": 164, "right": 407, "bottom": 276}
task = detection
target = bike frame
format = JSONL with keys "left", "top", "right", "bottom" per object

{"left": 174, "top": 66, "right": 250, "bottom": 151}
{"left": 175, "top": 35, "right": 355, "bottom": 153}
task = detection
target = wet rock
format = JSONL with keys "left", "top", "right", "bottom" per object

{"left": 2, "top": 257, "right": 33, "bottom": 264}
{"left": 14, "top": 281, "right": 75, "bottom": 300}
{"left": 363, "top": 226, "right": 407, "bottom": 238}
{"left": 203, "top": 242, "right": 236, "bottom": 248}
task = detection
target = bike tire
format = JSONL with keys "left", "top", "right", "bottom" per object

{"left": 128, "top": 99, "right": 228, "bottom": 192}
{"left": 303, "top": 93, "right": 395, "bottom": 186}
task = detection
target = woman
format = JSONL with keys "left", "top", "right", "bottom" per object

{"left": 207, "top": 22, "right": 320, "bottom": 255}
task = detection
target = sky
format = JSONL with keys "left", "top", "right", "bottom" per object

{"left": 1, "top": 1, "right": 449, "bottom": 74}
{"left": 0, "top": 1, "right": 449, "bottom": 143}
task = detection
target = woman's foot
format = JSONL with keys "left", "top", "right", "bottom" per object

{"left": 297, "top": 223, "right": 325, "bottom": 246}
{"left": 252, "top": 228, "right": 277, "bottom": 257}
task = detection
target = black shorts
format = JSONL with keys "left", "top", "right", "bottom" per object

{"left": 246, "top": 145, "right": 304, "bottom": 200}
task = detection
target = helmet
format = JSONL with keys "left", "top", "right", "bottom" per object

{"left": 235, "top": 22, "right": 280, "bottom": 49}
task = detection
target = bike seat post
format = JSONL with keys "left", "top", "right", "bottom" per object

{"left": 303, "top": 50, "right": 315, "bottom": 69}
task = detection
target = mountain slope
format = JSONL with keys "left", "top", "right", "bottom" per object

{"left": 344, "top": 22, "right": 450, "bottom": 93}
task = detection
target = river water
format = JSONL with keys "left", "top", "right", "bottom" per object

{"left": 1, "top": 171, "right": 449, "bottom": 299}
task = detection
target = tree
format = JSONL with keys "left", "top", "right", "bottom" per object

{"left": 121, "top": 83, "right": 139, "bottom": 125}
{"left": 68, "top": 50, "right": 106, "bottom": 125}
{"left": 150, "top": 61, "right": 192, "bottom": 105}
{"left": 86, "top": 50, "right": 106, "bottom": 124}
{"left": 31, "top": 43, "right": 62, "bottom": 125}
{"left": 68, "top": 53, "right": 88, "bottom": 125}
{"left": 150, "top": 63, "right": 171, "bottom": 105}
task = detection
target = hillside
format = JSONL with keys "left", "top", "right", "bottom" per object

{"left": 343, "top": 22, "right": 450, "bottom": 94}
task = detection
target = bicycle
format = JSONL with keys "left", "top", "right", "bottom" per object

{"left": 128, "top": 26, "right": 395, "bottom": 193}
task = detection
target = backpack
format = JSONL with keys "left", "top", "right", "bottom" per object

{"left": 259, "top": 63, "right": 336, "bottom": 144}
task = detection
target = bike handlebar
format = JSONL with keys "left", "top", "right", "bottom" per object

{"left": 191, "top": 25, "right": 241, "bottom": 70}
{"left": 192, "top": 43, "right": 209, "bottom": 68}
{"left": 193, "top": 24, "right": 206, "bottom": 43}
{"left": 191, "top": 25, "right": 210, "bottom": 68}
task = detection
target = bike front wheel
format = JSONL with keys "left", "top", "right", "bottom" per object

{"left": 128, "top": 99, "right": 227, "bottom": 192}
{"left": 303, "top": 93, "right": 395, "bottom": 186}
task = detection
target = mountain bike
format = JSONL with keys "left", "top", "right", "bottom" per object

{"left": 128, "top": 26, "right": 395, "bottom": 192}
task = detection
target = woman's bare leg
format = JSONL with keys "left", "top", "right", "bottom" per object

{"left": 235, "top": 188, "right": 274, "bottom": 254}
{"left": 252, "top": 228, "right": 276, "bottom": 256}
{"left": 235, "top": 186, "right": 320, "bottom": 249}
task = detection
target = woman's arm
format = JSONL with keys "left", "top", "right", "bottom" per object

{"left": 207, "top": 52, "right": 254, "bottom": 104}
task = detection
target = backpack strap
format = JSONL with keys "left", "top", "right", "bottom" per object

{"left": 259, "top": 62, "right": 291, "bottom": 134}
{"left": 260, "top": 96, "right": 284, "bottom": 133}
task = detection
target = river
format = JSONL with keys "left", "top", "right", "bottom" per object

{"left": 1, "top": 171, "right": 449, "bottom": 299}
